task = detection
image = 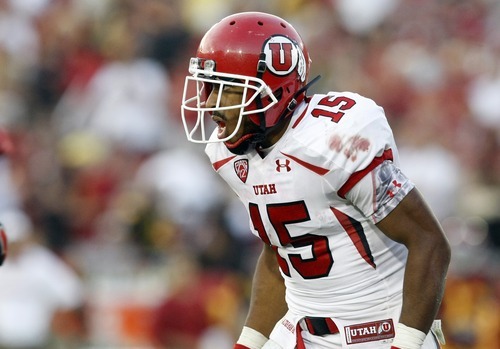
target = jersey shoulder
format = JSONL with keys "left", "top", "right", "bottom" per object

{"left": 292, "top": 91, "right": 392, "bottom": 139}
{"left": 205, "top": 135, "right": 235, "bottom": 170}
{"left": 282, "top": 92, "right": 397, "bottom": 175}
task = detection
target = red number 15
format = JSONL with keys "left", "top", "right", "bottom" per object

{"left": 311, "top": 95, "right": 356, "bottom": 123}
{"left": 249, "top": 201, "right": 334, "bottom": 279}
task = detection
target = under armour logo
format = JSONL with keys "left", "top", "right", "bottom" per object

{"left": 276, "top": 159, "right": 291, "bottom": 172}
{"left": 387, "top": 180, "right": 402, "bottom": 198}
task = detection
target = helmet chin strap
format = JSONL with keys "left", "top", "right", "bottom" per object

{"left": 283, "top": 75, "right": 321, "bottom": 118}
{"left": 257, "top": 74, "right": 322, "bottom": 144}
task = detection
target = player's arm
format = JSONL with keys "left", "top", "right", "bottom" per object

{"left": 376, "top": 187, "right": 451, "bottom": 348}
{"left": 235, "top": 243, "right": 287, "bottom": 349}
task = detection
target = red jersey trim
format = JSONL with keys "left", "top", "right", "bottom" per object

{"left": 292, "top": 106, "right": 309, "bottom": 128}
{"left": 281, "top": 152, "right": 329, "bottom": 175}
{"left": 338, "top": 149, "right": 393, "bottom": 199}
{"left": 331, "top": 207, "right": 376, "bottom": 269}
{"left": 212, "top": 155, "right": 236, "bottom": 171}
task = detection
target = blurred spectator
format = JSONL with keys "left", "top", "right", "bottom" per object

{"left": 150, "top": 253, "right": 242, "bottom": 349}
{"left": 0, "top": 130, "right": 19, "bottom": 212}
{"left": 467, "top": 64, "right": 500, "bottom": 131}
{"left": 52, "top": 10, "right": 173, "bottom": 154}
{"left": 133, "top": 147, "right": 227, "bottom": 234}
{"left": 442, "top": 275, "right": 500, "bottom": 349}
{"left": 0, "top": 0, "right": 40, "bottom": 81}
{"left": 398, "top": 142, "right": 462, "bottom": 221}
{"left": 0, "top": 208, "right": 86, "bottom": 348}
{"left": 395, "top": 94, "right": 463, "bottom": 222}
{"left": 334, "top": 0, "right": 400, "bottom": 35}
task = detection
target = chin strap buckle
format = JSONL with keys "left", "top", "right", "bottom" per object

{"left": 257, "top": 53, "right": 267, "bottom": 74}
{"left": 287, "top": 98, "right": 298, "bottom": 112}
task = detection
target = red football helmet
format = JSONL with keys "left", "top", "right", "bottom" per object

{"left": 181, "top": 12, "right": 311, "bottom": 144}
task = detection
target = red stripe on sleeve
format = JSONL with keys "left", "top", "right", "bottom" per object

{"left": 292, "top": 107, "right": 309, "bottom": 128}
{"left": 337, "top": 149, "right": 393, "bottom": 199}
{"left": 281, "top": 152, "right": 329, "bottom": 175}
{"left": 212, "top": 155, "right": 236, "bottom": 171}
{"left": 331, "top": 207, "right": 376, "bottom": 268}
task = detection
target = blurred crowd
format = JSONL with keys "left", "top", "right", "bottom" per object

{"left": 0, "top": 0, "right": 499, "bottom": 348}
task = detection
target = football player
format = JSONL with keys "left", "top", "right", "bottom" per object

{"left": 181, "top": 12, "right": 450, "bottom": 349}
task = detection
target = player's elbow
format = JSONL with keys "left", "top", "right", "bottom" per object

{"left": 421, "top": 227, "right": 451, "bottom": 272}
{"left": 433, "top": 238, "right": 451, "bottom": 274}
{"left": 437, "top": 233, "right": 451, "bottom": 268}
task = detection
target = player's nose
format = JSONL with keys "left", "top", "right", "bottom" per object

{"left": 206, "top": 84, "right": 220, "bottom": 109}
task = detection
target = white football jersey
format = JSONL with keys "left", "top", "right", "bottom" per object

{"left": 205, "top": 92, "right": 414, "bottom": 324}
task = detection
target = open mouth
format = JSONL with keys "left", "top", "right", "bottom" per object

{"left": 212, "top": 115, "right": 227, "bottom": 139}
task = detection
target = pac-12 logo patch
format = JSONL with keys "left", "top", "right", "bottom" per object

{"left": 234, "top": 159, "right": 249, "bottom": 183}
{"left": 263, "top": 35, "right": 307, "bottom": 82}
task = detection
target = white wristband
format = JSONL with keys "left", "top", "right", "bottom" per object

{"left": 237, "top": 326, "right": 269, "bottom": 349}
{"left": 392, "top": 323, "right": 426, "bottom": 349}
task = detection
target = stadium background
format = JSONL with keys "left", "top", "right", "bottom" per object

{"left": 0, "top": 0, "right": 498, "bottom": 348}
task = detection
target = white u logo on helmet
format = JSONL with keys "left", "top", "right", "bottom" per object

{"left": 263, "top": 35, "right": 306, "bottom": 82}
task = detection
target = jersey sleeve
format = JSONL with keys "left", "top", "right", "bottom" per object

{"left": 314, "top": 93, "right": 395, "bottom": 186}
{"left": 311, "top": 92, "right": 413, "bottom": 222}
{"left": 345, "top": 160, "right": 415, "bottom": 223}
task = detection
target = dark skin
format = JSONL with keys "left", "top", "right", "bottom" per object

{"left": 245, "top": 243, "right": 288, "bottom": 337}
{"left": 207, "top": 83, "right": 451, "bottom": 338}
